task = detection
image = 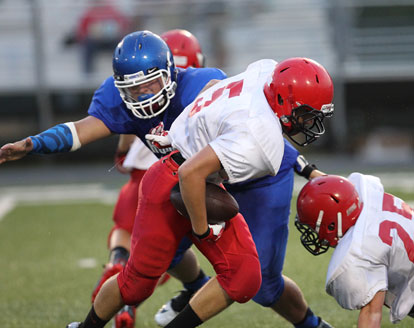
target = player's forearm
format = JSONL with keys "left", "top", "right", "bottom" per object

{"left": 116, "top": 134, "right": 136, "bottom": 154}
{"left": 357, "top": 291, "right": 385, "bottom": 328}
{"left": 294, "top": 154, "right": 326, "bottom": 180}
{"left": 358, "top": 310, "right": 382, "bottom": 328}
{"left": 179, "top": 167, "right": 209, "bottom": 236}
{"left": 178, "top": 146, "right": 222, "bottom": 236}
{"left": 29, "top": 122, "right": 81, "bottom": 154}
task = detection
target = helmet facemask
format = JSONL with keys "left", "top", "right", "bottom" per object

{"left": 115, "top": 68, "right": 176, "bottom": 119}
{"left": 281, "top": 103, "right": 334, "bottom": 146}
{"left": 295, "top": 215, "right": 332, "bottom": 256}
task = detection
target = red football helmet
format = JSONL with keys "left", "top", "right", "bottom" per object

{"left": 161, "top": 29, "right": 205, "bottom": 68}
{"left": 295, "top": 175, "right": 363, "bottom": 255}
{"left": 264, "top": 57, "right": 334, "bottom": 146}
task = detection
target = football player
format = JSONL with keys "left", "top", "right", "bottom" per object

{"left": 112, "top": 30, "right": 334, "bottom": 328}
{"left": 65, "top": 56, "right": 335, "bottom": 328}
{"left": 154, "top": 69, "right": 334, "bottom": 328}
{"left": 0, "top": 30, "right": 226, "bottom": 326}
{"left": 93, "top": 29, "right": 210, "bottom": 328}
{"left": 295, "top": 174, "right": 414, "bottom": 327}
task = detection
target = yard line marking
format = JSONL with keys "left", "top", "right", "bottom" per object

{"left": 0, "top": 183, "right": 118, "bottom": 206}
{"left": 78, "top": 258, "right": 98, "bottom": 268}
{"left": 0, "top": 196, "right": 16, "bottom": 221}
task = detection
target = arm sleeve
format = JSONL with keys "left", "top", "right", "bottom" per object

{"left": 30, "top": 122, "right": 81, "bottom": 154}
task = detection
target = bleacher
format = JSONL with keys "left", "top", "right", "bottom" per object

{"left": 0, "top": 0, "right": 412, "bottom": 161}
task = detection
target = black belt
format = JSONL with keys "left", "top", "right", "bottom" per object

{"left": 171, "top": 152, "right": 186, "bottom": 166}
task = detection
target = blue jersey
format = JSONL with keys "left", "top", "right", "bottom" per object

{"left": 88, "top": 67, "right": 226, "bottom": 159}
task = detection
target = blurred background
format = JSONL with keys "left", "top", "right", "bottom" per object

{"left": 0, "top": 2, "right": 413, "bottom": 326}
{"left": 0, "top": 0, "right": 413, "bottom": 173}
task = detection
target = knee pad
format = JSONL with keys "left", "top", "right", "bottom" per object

{"left": 117, "top": 268, "right": 158, "bottom": 305}
{"left": 252, "top": 273, "right": 285, "bottom": 306}
{"left": 219, "top": 254, "right": 261, "bottom": 304}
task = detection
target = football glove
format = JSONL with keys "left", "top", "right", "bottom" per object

{"left": 145, "top": 122, "right": 171, "bottom": 149}
{"left": 193, "top": 222, "right": 226, "bottom": 242}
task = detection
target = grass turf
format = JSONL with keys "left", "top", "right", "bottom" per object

{"left": 1, "top": 194, "right": 413, "bottom": 327}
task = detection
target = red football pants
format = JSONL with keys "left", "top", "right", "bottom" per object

{"left": 108, "top": 169, "right": 146, "bottom": 246}
{"left": 117, "top": 152, "right": 261, "bottom": 305}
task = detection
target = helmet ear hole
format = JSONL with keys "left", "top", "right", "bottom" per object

{"left": 328, "top": 222, "right": 335, "bottom": 231}
{"left": 278, "top": 94, "right": 284, "bottom": 106}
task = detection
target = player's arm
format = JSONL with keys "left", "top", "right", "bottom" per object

{"left": 294, "top": 154, "right": 326, "bottom": 180}
{"left": 357, "top": 291, "right": 385, "bottom": 328}
{"left": 178, "top": 145, "right": 222, "bottom": 236}
{"left": 116, "top": 134, "right": 136, "bottom": 154}
{"left": 113, "top": 134, "right": 136, "bottom": 174}
{"left": 0, "top": 115, "right": 111, "bottom": 164}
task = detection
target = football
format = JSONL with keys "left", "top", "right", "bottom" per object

{"left": 170, "top": 182, "right": 239, "bottom": 224}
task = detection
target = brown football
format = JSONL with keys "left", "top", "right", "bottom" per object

{"left": 170, "top": 182, "right": 239, "bottom": 224}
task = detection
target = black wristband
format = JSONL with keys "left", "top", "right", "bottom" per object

{"left": 192, "top": 227, "right": 210, "bottom": 240}
{"left": 296, "top": 164, "right": 317, "bottom": 179}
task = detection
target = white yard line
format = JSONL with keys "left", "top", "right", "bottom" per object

{"left": 0, "top": 172, "right": 413, "bottom": 222}
{"left": 0, "top": 196, "right": 16, "bottom": 221}
{"left": 0, "top": 183, "right": 118, "bottom": 221}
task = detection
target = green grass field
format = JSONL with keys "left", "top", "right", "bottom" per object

{"left": 1, "top": 192, "right": 413, "bottom": 328}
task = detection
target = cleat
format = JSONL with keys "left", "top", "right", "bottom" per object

{"left": 66, "top": 323, "right": 82, "bottom": 328}
{"left": 113, "top": 305, "right": 136, "bottom": 328}
{"left": 154, "top": 289, "right": 194, "bottom": 327}
{"left": 317, "top": 318, "right": 334, "bottom": 328}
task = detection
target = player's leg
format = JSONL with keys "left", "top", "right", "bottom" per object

{"left": 91, "top": 169, "right": 144, "bottom": 328}
{"left": 234, "top": 173, "right": 332, "bottom": 328}
{"left": 163, "top": 213, "right": 261, "bottom": 327}
{"left": 68, "top": 158, "right": 192, "bottom": 328}
{"left": 155, "top": 241, "right": 210, "bottom": 326}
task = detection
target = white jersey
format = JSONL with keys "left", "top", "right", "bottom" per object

{"left": 122, "top": 137, "right": 158, "bottom": 170}
{"left": 169, "top": 59, "right": 284, "bottom": 184}
{"left": 326, "top": 172, "right": 414, "bottom": 323}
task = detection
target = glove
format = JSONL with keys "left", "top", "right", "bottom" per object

{"left": 193, "top": 222, "right": 226, "bottom": 243}
{"left": 294, "top": 155, "right": 317, "bottom": 179}
{"left": 145, "top": 122, "right": 171, "bottom": 149}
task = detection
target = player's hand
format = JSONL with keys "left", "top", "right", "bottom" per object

{"left": 0, "top": 137, "right": 33, "bottom": 164}
{"left": 145, "top": 122, "right": 171, "bottom": 149}
{"left": 193, "top": 222, "right": 226, "bottom": 242}
{"left": 114, "top": 150, "right": 130, "bottom": 174}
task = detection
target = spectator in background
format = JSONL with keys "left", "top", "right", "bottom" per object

{"left": 66, "top": 0, "right": 131, "bottom": 76}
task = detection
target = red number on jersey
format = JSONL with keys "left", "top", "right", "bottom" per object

{"left": 379, "top": 221, "right": 414, "bottom": 263}
{"left": 382, "top": 192, "right": 413, "bottom": 220}
{"left": 189, "top": 80, "right": 244, "bottom": 117}
{"left": 379, "top": 193, "right": 414, "bottom": 263}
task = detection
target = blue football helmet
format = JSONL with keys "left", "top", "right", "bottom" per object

{"left": 113, "top": 30, "right": 177, "bottom": 119}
